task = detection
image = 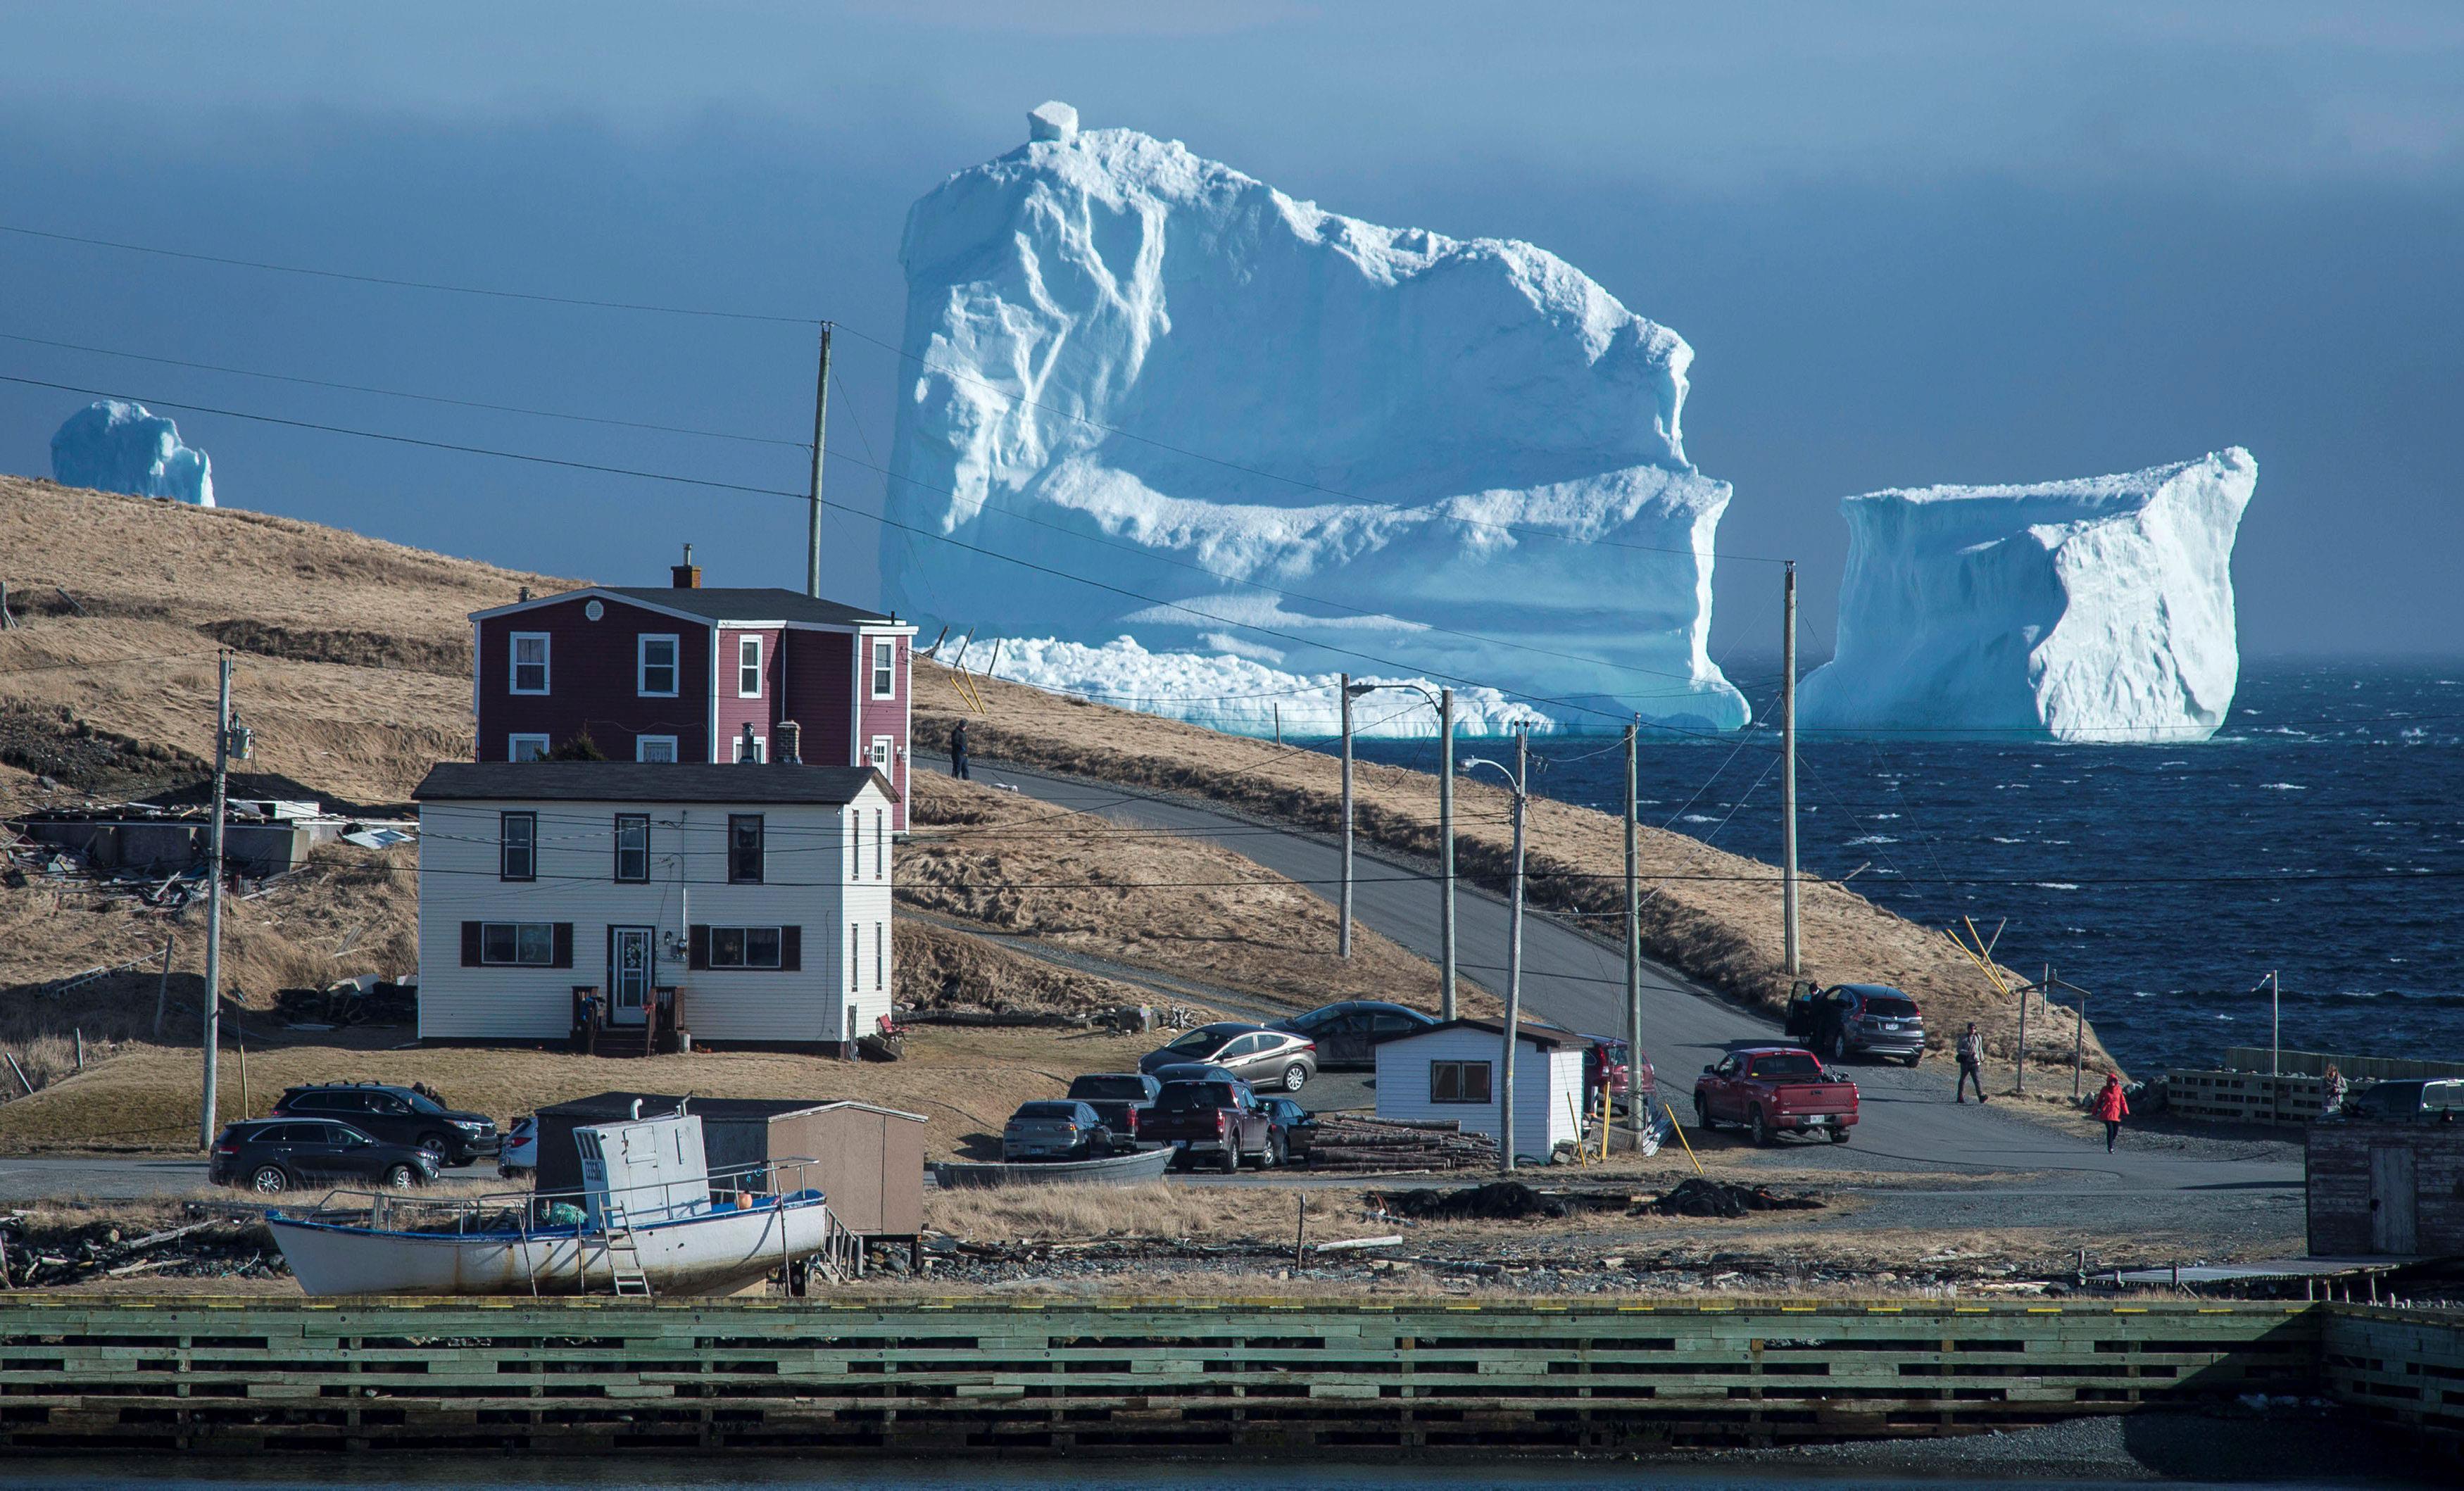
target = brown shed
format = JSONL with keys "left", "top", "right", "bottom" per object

{"left": 2306, "top": 1121, "right": 2464, "bottom": 1257}
{"left": 533, "top": 1093, "right": 925, "bottom": 1240}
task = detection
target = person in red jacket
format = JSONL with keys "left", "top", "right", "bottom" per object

{"left": 2094, "top": 1072, "right": 2130, "bottom": 1152}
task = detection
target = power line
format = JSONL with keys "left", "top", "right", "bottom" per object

{"left": 0, "top": 330, "right": 808, "bottom": 449}
{"left": 0, "top": 222, "right": 815, "bottom": 326}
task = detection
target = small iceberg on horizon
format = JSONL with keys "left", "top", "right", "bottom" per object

{"left": 50, "top": 399, "right": 215, "bottom": 507}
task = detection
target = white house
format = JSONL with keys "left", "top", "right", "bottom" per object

{"left": 1373, "top": 1019, "right": 1586, "bottom": 1161}
{"left": 411, "top": 760, "right": 898, "bottom": 1052}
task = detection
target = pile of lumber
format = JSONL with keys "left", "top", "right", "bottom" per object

{"left": 1306, "top": 1114, "right": 1497, "bottom": 1171}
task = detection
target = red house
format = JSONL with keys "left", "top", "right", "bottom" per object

{"left": 470, "top": 553, "right": 917, "bottom": 829}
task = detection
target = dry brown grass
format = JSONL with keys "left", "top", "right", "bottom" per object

{"left": 924, "top": 1180, "right": 1276, "bottom": 1243}
{"left": 916, "top": 660, "right": 2120, "bottom": 1077}
{"left": 0, "top": 1023, "right": 1162, "bottom": 1158}
{"left": 903, "top": 771, "right": 1481, "bottom": 1018}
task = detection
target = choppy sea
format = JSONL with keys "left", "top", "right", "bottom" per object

{"left": 1343, "top": 659, "right": 2464, "bottom": 1075}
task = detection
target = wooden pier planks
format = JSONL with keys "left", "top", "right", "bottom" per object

{"left": 0, "top": 1295, "right": 2408, "bottom": 1454}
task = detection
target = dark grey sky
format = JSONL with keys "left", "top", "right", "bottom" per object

{"left": 1, "top": 1, "right": 2456, "bottom": 661}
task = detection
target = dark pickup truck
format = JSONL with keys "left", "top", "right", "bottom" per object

{"left": 1143, "top": 1078, "right": 1278, "bottom": 1172}
{"left": 1065, "top": 1073, "right": 1163, "bottom": 1147}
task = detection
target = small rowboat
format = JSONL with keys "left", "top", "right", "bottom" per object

{"left": 930, "top": 1145, "right": 1178, "bottom": 1190}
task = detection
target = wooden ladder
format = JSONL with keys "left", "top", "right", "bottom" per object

{"left": 604, "top": 1222, "right": 653, "bottom": 1297}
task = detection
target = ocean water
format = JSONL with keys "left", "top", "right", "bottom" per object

{"left": 1344, "top": 660, "right": 2464, "bottom": 1075}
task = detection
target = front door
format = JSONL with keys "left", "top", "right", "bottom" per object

{"left": 2370, "top": 1145, "right": 2418, "bottom": 1254}
{"left": 609, "top": 926, "right": 654, "bottom": 1027}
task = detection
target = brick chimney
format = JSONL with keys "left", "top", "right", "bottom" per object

{"left": 671, "top": 543, "right": 701, "bottom": 589}
{"left": 774, "top": 719, "right": 802, "bottom": 765}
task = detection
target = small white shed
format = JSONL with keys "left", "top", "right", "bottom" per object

{"left": 1374, "top": 1019, "right": 1586, "bottom": 1161}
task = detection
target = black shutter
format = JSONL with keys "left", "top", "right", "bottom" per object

{"left": 689, "top": 924, "right": 710, "bottom": 970}
{"left": 551, "top": 922, "right": 573, "bottom": 969}
{"left": 461, "top": 921, "right": 482, "bottom": 967}
{"left": 779, "top": 926, "right": 800, "bottom": 971}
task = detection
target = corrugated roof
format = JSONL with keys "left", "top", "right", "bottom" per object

{"left": 412, "top": 761, "right": 893, "bottom": 805}
{"left": 601, "top": 587, "right": 893, "bottom": 627}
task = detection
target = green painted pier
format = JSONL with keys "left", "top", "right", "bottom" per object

{"left": 1, "top": 1295, "right": 2458, "bottom": 1457}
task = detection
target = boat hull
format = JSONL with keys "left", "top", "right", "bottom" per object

{"left": 930, "top": 1146, "right": 1178, "bottom": 1189}
{"left": 268, "top": 1198, "right": 833, "bottom": 1297}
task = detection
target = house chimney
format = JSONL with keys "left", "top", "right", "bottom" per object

{"left": 518, "top": 586, "right": 530, "bottom": 603}
{"left": 738, "top": 722, "right": 760, "bottom": 765}
{"left": 774, "top": 719, "right": 801, "bottom": 765}
{"left": 671, "top": 543, "right": 701, "bottom": 589}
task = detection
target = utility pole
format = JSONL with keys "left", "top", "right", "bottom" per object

{"left": 199, "top": 651, "right": 240, "bottom": 1150}
{"left": 1338, "top": 674, "right": 1354, "bottom": 958}
{"left": 1781, "top": 560, "right": 1800, "bottom": 976}
{"left": 805, "top": 322, "right": 833, "bottom": 599}
{"left": 2072, "top": 981, "right": 2087, "bottom": 1100}
{"left": 1623, "top": 719, "right": 1643, "bottom": 1134}
{"left": 2269, "top": 970, "right": 2280, "bottom": 1077}
{"left": 1438, "top": 687, "right": 1457, "bottom": 1021}
{"left": 1501, "top": 730, "right": 1529, "bottom": 1171}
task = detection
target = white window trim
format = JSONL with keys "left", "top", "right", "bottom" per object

{"left": 733, "top": 734, "right": 767, "bottom": 764}
{"left": 509, "top": 632, "right": 551, "bottom": 696}
{"left": 637, "top": 634, "right": 681, "bottom": 698}
{"left": 869, "top": 636, "right": 896, "bottom": 699}
{"left": 508, "top": 734, "right": 551, "bottom": 762}
{"left": 634, "top": 734, "right": 678, "bottom": 763}
{"left": 737, "top": 635, "right": 764, "bottom": 698}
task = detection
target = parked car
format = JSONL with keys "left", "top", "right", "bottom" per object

{"left": 272, "top": 1082, "right": 501, "bottom": 1164}
{"left": 210, "top": 1119, "right": 439, "bottom": 1193}
{"left": 1139, "top": 1022, "right": 1319, "bottom": 1092}
{"left": 1066, "top": 1073, "right": 1163, "bottom": 1147}
{"left": 2346, "top": 1078, "right": 2464, "bottom": 1124}
{"left": 1255, "top": 1096, "right": 1319, "bottom": 1163}
{"left": 1146, "top": 1062, "right": 1240, "bottom": 1086}
{"left": 1692, "top": 1046, "right": 1859, "bottom": 1146}
{"left": 1001, "top": 1100, "right": 1116, "bottom": 1162}
{"left": 497, "top": 1114, "right": 539, "bottom": 1178}
{"left": 1270, "top": 1001, "right": 1440, "bottom": 1069}
{"left": 1784, "top": 983, "right": 1928, "bottom": 1067}
{"left": 1144, "top": 1078, "right": 1278, "bottom": 1171}
{"left": 1578, "top": 1035, "right": 1657, "bottom": 1118}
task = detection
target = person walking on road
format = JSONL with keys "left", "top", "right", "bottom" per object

{"left": 949, "top": 719, "right": 971, "bottom": 780}
{"left": 2094, "top": 1071, "right": 2130, "bottom": 1152}
{"left": 1955, "top": 1021, "right": 1987, "bottom": 1104}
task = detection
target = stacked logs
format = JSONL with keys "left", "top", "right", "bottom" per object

{"left": 1305, "top": 1115, "right": 1498, "bottom": 1171}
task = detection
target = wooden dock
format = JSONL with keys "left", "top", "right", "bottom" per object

{"left": 13, "top": 1295, "right": 2452, "bottom": 1455}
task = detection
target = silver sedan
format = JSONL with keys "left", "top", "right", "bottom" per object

{"left": 1138, "top": 1022, "right": 1319, "bottom": 1092}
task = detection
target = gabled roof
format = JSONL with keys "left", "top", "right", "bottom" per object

{"left": 1381, "top": 1018, "right": 1585, "bottom": 1051}
{"left": 412, "top": 761, "right": 896, "bottom": 805}
{"left": 536, "top": 1091, "right": 926, "bottom": 1124}
{"left": 469, "top": 585, "right": 912, "bottom": 631}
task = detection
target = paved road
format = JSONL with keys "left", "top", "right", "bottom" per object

{"left": 0, "top": 1155, "right": 503, "bottom": 1203}
{"left": 937, "top": 755, "right": 2298, "bottom": 1196}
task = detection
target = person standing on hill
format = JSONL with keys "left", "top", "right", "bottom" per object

{"left": 948, "top": 719, "right": 972, "bottom": 780}
{"left": 2094, "top": 1072, "right": 2130, "bottom": 1152}
{"left": 1955, "top": 1021, "right": 1987, "bottom": 1104}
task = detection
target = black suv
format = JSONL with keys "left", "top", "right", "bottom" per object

{"left": 272, "top": 1083, "right": 500, "bottom": 1164}
{"left": 210, "top": 1119, "right": 439, "bottom": 1193}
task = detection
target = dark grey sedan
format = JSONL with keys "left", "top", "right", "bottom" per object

{"left": 1271, "top": 1000, "right": 1440, "bottom": 1069}
{"left": 1139, "top": 1022, "right": 1319, "bottom": 1092}
{"left": 1001, "top": 1100, "right": 1116, "bottom": 1162}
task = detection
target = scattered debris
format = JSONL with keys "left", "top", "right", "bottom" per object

{"left": 0, "top": 1207, "right": 285, "bottom": 1288}
{"left": 275, "top": 976, "right": 416, "bottom": 1028}
{"left": 1640, "top": 1178, "right": 1826, "bottom": 1218}
{"left": 1311, "top": 1234, "right": 1404, "bottom": 1254}
{"left": 1374, "top": 1181, "right": 1625, "bottom": 1222}
{"left": 1309, "top": 1115, "right": 1500, "bottom": 1171}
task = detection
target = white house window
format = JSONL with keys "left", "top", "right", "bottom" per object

{"left": 850, "top": 923, "right": 860, "bottom": 993}
{"left": 737, "top": 636, "right": 762, "bottom": 698}
{"left": 874, "top": 808, "right": 884, "bottom": 880}
{"left": 510, "top": 633, "right": 550, "bottom": 694}
{"left": 728, "top": 814, "right": 764, "bottom": 884}
{"left": 613, "top": 814, "right": 649, "bottom": 883}
{"left": 482, "top": 922, "right": 556, "bottom": 966}
{"left": 638, "top": 634, "right": 679, "bottom": 697}
{"left": 870, "top": 638, "right": 895, "bottom": 698}
{"left": 733, "top": 734, "right": 765, "bottom": 764}
{"left": 1431, "top": 1059, "right": 1493, "bottom": 1105}
{"left": 508, "top": 734, "right": 551, "bottom": 762}
{"left": 499, "top": 812, "right": 537, "bottom": 881}
{"left": 874, "top": 921, "right": 884, "bottom": 990}
{"left": 709, "top": 926, "right": 784, "bottom": 969}
{"left": 634, "top": 735, "right": 677, "bottom": 763}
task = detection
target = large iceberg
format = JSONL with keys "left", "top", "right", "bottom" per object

{"left": 1797, "top": 448, "right": 2257, "bottom": 743}
{"left": 50, "top": 400, "right": 215, "bottom": 507}
{"left": 882, "top": 103, "right": 1745, "bottom": 734}
{"left": 978, "top": 635, "right": 1558, "bottom": 739}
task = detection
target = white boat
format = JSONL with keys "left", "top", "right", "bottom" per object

{"left": 267, "top": 1109, "right": 855, "bottom": 1297}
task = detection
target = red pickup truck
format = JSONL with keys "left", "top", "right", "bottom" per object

{"left": 1692, "top": 1046, "right": 1859, "bottom": 1146}
{"left": 1144, "top": 1078, "right": 1279, "bottom": 1172}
